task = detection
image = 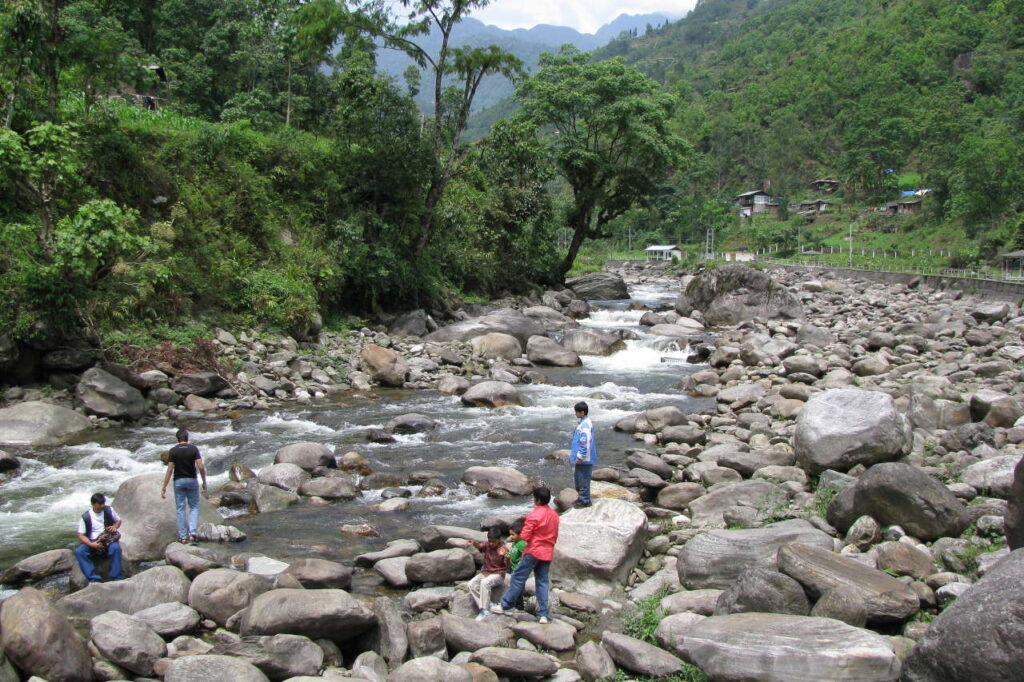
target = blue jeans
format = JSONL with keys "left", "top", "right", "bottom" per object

{"left": 501, "top": 553, "right": 551, "bottom": 618}
{"left": 174, "top": 477, "right": 200, "bottom": 539}
{"left": 74, "top": 541, "right": 124, "bottom": 581}
{"left": 574, "top": 464, "right": 593, "bottom": 504}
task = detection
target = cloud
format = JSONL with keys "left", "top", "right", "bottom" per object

{"left": 473, "top": 1, "right": 694, "bottom": 34}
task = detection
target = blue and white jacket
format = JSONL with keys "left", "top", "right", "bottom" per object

{"left": 570, "top": 416, "right": 597, "bottom": 466}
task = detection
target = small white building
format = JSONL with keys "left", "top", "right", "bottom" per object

{"left": 722, "top": 250, "right": 755, "bottom": 262}
{"left": 645, "top": 244, "right": 683, "bottom": 261}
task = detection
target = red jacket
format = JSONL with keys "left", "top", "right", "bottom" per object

{"left": 521, "top": 504, "right": 560, "bottom": 561}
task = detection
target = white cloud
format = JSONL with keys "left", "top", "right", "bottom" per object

{"left": 473, "top": 0, "right": 695, "bottom": 34}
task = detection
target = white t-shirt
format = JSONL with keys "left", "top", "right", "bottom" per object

{"left": 76, "top": 506, "right": 121, "bottom": 541}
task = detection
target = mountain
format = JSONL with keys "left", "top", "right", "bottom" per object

{"left": 373, "top": 12, "right": 682, "bottom": 112}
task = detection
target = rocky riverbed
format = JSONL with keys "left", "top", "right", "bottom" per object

{"left": 1, "top": 262, "right": 1024, "bottom": 681}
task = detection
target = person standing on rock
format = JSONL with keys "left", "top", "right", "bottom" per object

{"left": 570, "top": 401, "right": 596, "bottom": 509}
{"left": 75, "top": 493, "right": 125, "bottom": 582}
{"left": 492, "top": 486, "right": 559, "bottom": 624}
{"left": 161, "top": 428, "right": 207, "bottom": 544}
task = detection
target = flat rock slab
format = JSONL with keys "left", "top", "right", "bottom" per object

{"left": 671, "top": 613, "right": 901, "bottom": 682}
{"left": 778, "top": 543, "right": 919, "bottom": 623}
{"left": 511, "top": 619, "right": 577, "bottom": 651}
{"left": 0, "top": 400, "right": 92, "bottom": 446}
{"left": 677, "top": 519, "right": 833, "bottom": 589}
{"left": 441, "top": 614, "right": 512, "bottom": 652}
{"left": 602, "top": 631, "right": 683, "bottom": 677}
{"left": 470, "top": 646, "right": 559, "bottom": 678}
{"left": 58, "top": 565, "right": 191, "bottom": 622}
{"left": 239, "top": 589, "right": 376, "bottom": 642}
{"left": 687, "top": 479, "right": 786, "bottom": 527}
{"left": 553, "top": 499, "right": 647, "bottom": 595}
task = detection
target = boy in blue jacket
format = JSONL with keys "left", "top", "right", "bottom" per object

{"left": 570, "top": 401, "right": 597, "bottom": 508}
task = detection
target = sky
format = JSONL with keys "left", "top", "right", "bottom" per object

{"left": 472, "top": 0, "right": 698, "bottom": 34}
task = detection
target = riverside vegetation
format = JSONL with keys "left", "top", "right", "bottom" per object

{"left": 1, "top": 262, "right": 1024, "bottom": 681}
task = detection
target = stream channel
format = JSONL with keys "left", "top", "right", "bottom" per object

{"left": 0, "top": 280, "right": 713, "bottom": 596}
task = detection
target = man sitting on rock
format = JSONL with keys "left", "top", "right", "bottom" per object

{"left": 74, "top": 492, "right": 125, "bottom": 582}
{"left": 492, "top": 486, "right": 559, "bottom": 624}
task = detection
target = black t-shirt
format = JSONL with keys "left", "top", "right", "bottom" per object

{"left": 168, "top": 443, "right": 201, "bottom": 479}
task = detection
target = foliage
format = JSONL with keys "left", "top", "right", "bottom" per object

{"left": 600, "top": 666, "right": 710, "bottom": 682}
{"left": 623, "top": 588, "right": 670, "bottom": 645}
{"left": 807, "top": 484, "right": 838, "bottom": 520}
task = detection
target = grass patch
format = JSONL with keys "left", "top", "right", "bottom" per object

{"left": 601, "top": 666, "right": 710, "bottom": 682}
{"left": 807, "top": 485, "right": 837, "bottom": 520}
{"left": 623, "top": 589, "right": 670, "bottom": 645}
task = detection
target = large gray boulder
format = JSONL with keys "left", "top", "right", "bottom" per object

{"left": 90, "top": 610, "right": 166, "bottom": 675}
{"left": 576, "top": 640, "right": 617, "bottom": 680}
{"left": 0, "top": 548, "right": 75, "bottom": 584}
{"left": 714, "top": 568, "right": 810, "bottom": 616}
{"left": 561, "top": 328, "right": 625, "bottom": 356}
{"left": 526, "top": 335, "right": 582, "bottom": 366}
{"left": 470, "top": 332, "right": 523, "bottom": 360}
{"left": 828, "top": 462, "right": 968, "bottom": 541}
{"left": 76, "top": 366, "right": 145, "bottom": 418}
{"left": 0, "top": 586, "right": 93, "bottom": 682}
{"left": 903, "top": 549, "right": 1024, "bottom": 682}
{"left": 510, "top": 619, "right": 577, "bottom": 651}
{"left": 601, "top": 632, "right": 683, "bottom": 677}
{"left": 794, "top": 389, "right": 912, "bottom": 474}
{"left": 360, "top": 344, "right": 409, "bottom": 387}
{"left": 677, "top": 519, "right": 833, "bottom": 589}
{"left": 441, "top": 614, "right": 513, "bottom": 652}
{"left": 425, "top": 308, "right": 546, "bottom": 345}
{"left": 164, "top": 654, "right": 270, "bottom": 682}
{"left": 470, "top": 647, "right": 559, "bottom": 678}
{"left": 133, "top": 601, "right": 201, "bottom": 637}
{"left": 963, "top": 455, "right": 1021, "bottom": 498}
{"left": 257, "top": 462, "right": 310, "bottom": 492}
{"left": 675, "top": 265, "right": 803, "bottom": 325}
{"left": 460, "top": 381, "right": 523, "bottom": 407}
{"left": 388, "top": 656, "right": 472, "bottom": 682}
{"left": 171, "top": 371, "right": 228, "bottom": 396}
{"left": 240, "top": 589, "right": 376, "bottom": 642}
{"left": 462, "top": 466, "right": 533, "bottom": 496}
{"left": 114, "top": 473, "right": 220, "bottom": 561}
{"left": 669, "top": 613, "right": 901, "bottom": 681}
{"left": 58, "top": 565, "right": 191, "bottom": 621}
{"left": 389, "top": 309, "right": 430, "bottom": 338}
{"left": 0, "top": 400, "right": 92, "bottom": 446}
{"left": 188, "top": 568, "right": 271, "bottom": 626}
{"left": 211, "top": 632, "right": 324, "bottom": 680}
{"left": 566, "top": 271, "right": 630, "bottom": 300}
{"left": 1007, "top": 457, "right": 1024, "bottom": 550}
{"left": 280, "top": 558, "right": 353, "bottom": 590}
{"left": 405, "top": 548, "right": 476, "bottom": 583}
{"left": 553, "top": 499, "right": 648, "bottom": 595}
{"left": 778, "top": 543, "right": 919, "bottom": 623}
{"left": 687, "top": 479, "right": 787, "bottom": 527}
{"left": 273, "top": 442, "right": 334, "bottom": 471}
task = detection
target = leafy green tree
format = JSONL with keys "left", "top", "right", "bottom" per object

{"left": 516, "top": 48, "right": 686, "bottom": 276}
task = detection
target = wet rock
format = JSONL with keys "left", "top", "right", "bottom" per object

{"left": 406, "top": 549, "right": 476, "bottom": 583}
{"left": 553, "top": 499, "right": 648, "bottom": 595}
{"left": 171, "top": 372, "right": 228, "bottom": 396}
{"left": 258, "top": 462, "right": 310, "bottom": 493}
{"left": 240, "top": 588, "right": 376, "bottom": 642}
{"left": 58, "top": 565, "right": 191, "bottom": 621}
{"left": 437, "top": 375, "right": 471, "bottom": 395}
{"left": 280, "top": 558, "right": 353, "bottom": 590}
{"left": 469, "top": 647, "right": 559, "bottom": 678}
{"left": 188, "top": 568, "right": 270, "bottom": 626}
{"left": 164, "top": 654, "right": 270, "bottom": 682}
{"left": 677, "top": 519, "right": 833, "bottom": 589}
{"left": 602, "top": 631, "right": 683, "bottom": 677}
{"left": 250, "top": 480, "right": 300, "bottom": 512}
{"left": 793, "top": 389, "right": 912, "bottom": 474}
{"left": 714, "top": 567, "right": 810, "bottom": 616}
{"left": 526, "top": 335, "right": 582, "bottom": 366}
{"left": 360, "top": 471, "right": 404, "bottom": 489}
{"left": 273, "top": 442, "right": 335, "bottom": 471}
{"left": 360, "top": 345, "right": 409, "bottom": 387}
{"left": 460, "top": 381, "right": 523, "bottom": 408}
{"left": 778, "top": 542, "right": 919, "bottom": 623}
{"left": 462, "top": 466, "right": 532, "bottom": 496}
{"left": 566, "top": 271, "right": 629, "bottom": 300}
{"left": 0, "top": 400, "right": 92, "bottom": 446}
{"left": 90, "top": 610, "right": 167, "bottom": 675}
{"left": 298, "top": 477, "right": 359, "bottom": 500}
{"left": 562, "top": 328, "right": 626, "bottom": 356}
{"left": 385, "top": 412, "right": 438, "bottom": 434}
{"left": 670, "top": 613, "right": 901, "bottom": 682}
{"left": 0, "top": 586, "right": 93, "bottom": 682}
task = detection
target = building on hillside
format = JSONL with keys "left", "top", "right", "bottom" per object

{"left": 644, "top": 244, "right": 683, "bottom": 261}
{"left": 721, "top": 250, "right": 755, "bottom": 262}
{"left": 734, "top": 190, "right": 779, "bottom": 218}
{"left": 1001, "top": 250, "right": 1024, "bottom": 280}
{"left": 810, "top": 179, "right": 841, "bottom": 193}
{"left": 791, "top": 199, "right": 832, "bottom": 218}
{"left": 879, "top": 200, "right": 922, "bottom": 216}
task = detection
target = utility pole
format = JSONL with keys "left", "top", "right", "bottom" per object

{"left": 704, "top": 227, "right": 715, "bottom": 260}
{"left": 848, "top": 223, "right": 853, "bottom": 268}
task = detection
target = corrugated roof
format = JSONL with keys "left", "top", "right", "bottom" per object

{"left": 645, "top": 245, "right": 681, "bottom": 251}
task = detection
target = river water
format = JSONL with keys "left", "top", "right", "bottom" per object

{"left": 0, "top": 281, "right": 712, "bottom": 592}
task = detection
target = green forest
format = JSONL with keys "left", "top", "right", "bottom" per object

{"left": 1, "top": 0, "right": 1023, "bottom": 355}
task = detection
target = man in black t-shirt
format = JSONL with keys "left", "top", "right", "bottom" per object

{"left": 160, "top": 428, "right": 208, "bottom": 544}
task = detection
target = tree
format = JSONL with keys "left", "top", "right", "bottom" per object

{"left": 516, "top": 48, "right": 686, "bottom": 276}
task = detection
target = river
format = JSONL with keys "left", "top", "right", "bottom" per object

{"left": 0, "top": 280, "right": 712, "bottom": 594}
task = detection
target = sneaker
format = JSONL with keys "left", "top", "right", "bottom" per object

{"left": 490, "top": 604, "right": 504, "bottom": 614}
{"left": 573, "top": 501, "right": 591, "bottom": 509}
{"left": 538, "top": 616, "right": 549, "bottom": 624}
{"left": 475, "top": 611, "right": 488, "bottom": 621}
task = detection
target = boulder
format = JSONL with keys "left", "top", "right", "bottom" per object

{"left": 257, "top": 462, "right": 310, "bottom": 493}
{"left": 553, "top": 499, "right": 648, "bottom": 595}
{"left": 0, "top": 548, "right": 75, "bottom": 584}
{"left": 171, "top": 372, "right": 228, "bottom": 396}
{"left": 677, "top": 519, "right": 833, "bottom": 589}
{"left": 274, "top": 442, "right": 335, "bottom": 471}
{"left": 441, "top": 614, "right": 513, "bottom": 653}
{"left": 561, "top": 329, "right": 625, "bottom": 356}
{"left": 425, "top": 309, "right": 546, "bottom": 345}
{"left": 90, "top": 610, "right": 166, "bottom": 675}
{"left": 469, "top": 647, "right": 559, "bottom": 678}
{"left": 903, "top": 549, "right": 1024, "bottom": 682}
{"left": 405, "top": 549, "right": 476, "bottom": 583}
{"left": 648, "top": 322, "right": 705, "bottom": 337}
{"left": 133, "top": 601, "right": 201, "bottom": 637}
{"left": 460, "top": 381, "right": 523, "bottom": 408}
{"left": 374, "top": 556, "right": 411, "bottom": 588}
{"left": 963, "top": 455, "right": 1021, "bottom": 498}
{"left": 76, "top": 367, "right": 145, "bottom": 418}
{"left": 687, "top": 479, "right": 787, "bottom": 528}
{"left": 388, "top": 656, "right": 472, "bottom": 682}
{"left": 356, "top": 596, "right": 408, "bottom": 670}
{"left": 656, "top": 483, "right": 705, "bottom": 510}
{"left": 676, "top": 265, "right": 804, "bottom": 325}
{"left": 794, "top": 389, "right": 912, "bottom": 474}
{"left": 714, "top": 567, "right": 810, "bottom": 616}
{"left": 470, "top": 333, "right": 523, "bottom": 360}
{"left": 404, "top": 586, "right": 455, "bottom": 611}
{"left": 211, "top": 632, "right": 324, "bottom": 680}
{"left": 114, "top": 473, "right": 220, "bottom": 561}
{"left": 360, "top": 345, "right": 409, "bottom": 387}
{"left": 0, "top": 401, "right": 92, "bottom": 446}
{"left": 164, "top": 654, "right": 270, "bottom": 682}
{"left": 970, "top": 390, "right": 1024, "bottom": 428}
{"left": 829, "top": 462, "right": 968, "bottom": 541}
{"left": 240, "top": 589, "right": 376, "bottom": 642}
{"left": 250, "top": 480, "right": 300, "bottom": 512}
{"left": 510, "top": 619, "right": 577, "bottom": 651}
{"left": 601, "top": 632, "right": 683, "bottom": 677}
{"left": 188, "top": 568, "right": 271, "bottom": 626}
{"left": 298, "top": 476, "right": 359, "bottom": 500}
{"left": 0, "top": 586, "right": 93, "bottom": 682}
{"left": 385, "top": 413, "right": 437, "bottom": 434}
{"left": 1007, "top": 457, "right": 1024, "bottom": 550}
{"left": 576, "top": 640, "right": 617, "bottom": 681}
{"left": 566, "top": 271, "right": 630, "bottom": 300}
{"left": 526, "top": 335, "right": 582, "bottom": 366}
{"left": 461, "top": 466, "right": 532, "bottom": 496}
{"left": 58, "top": 565, "right": 191, "bottom": 621}
{"left": 669, "top": 613, "right": 901, "bottom": 682}
{"left": 777, "top": 543, "right": 919, "bottom": 622}
{"left": 278, "top": 558, "right": 352, "bottom": 590}
{"left": 390, "top": 309, "right": 430, "bottom": 338}
{"left": 418, "top": 525, "right": 487, "bottom": 551}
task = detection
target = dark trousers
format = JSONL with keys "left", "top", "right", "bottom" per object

{"left": 574, "top": 464, "right": 593, "bottom": 504}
